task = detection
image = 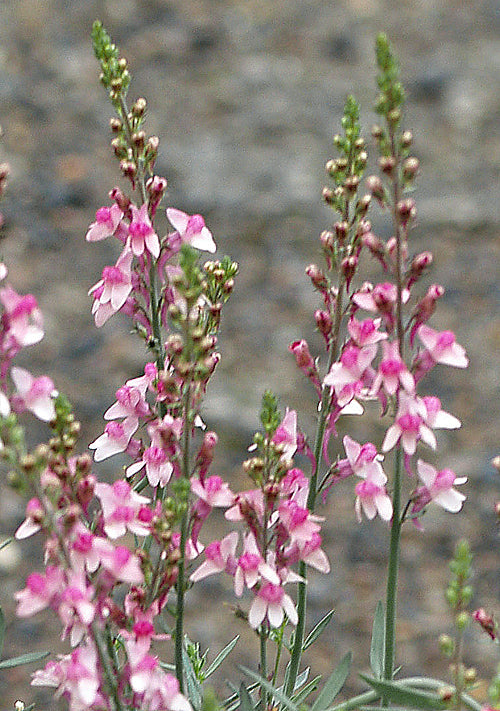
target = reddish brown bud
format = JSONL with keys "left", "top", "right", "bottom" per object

{"left": 403, "top": 157, "right": 420, "bottom": 181}
{"left": 320, "top": 230, "right": 335, "bottom": 252}
{"left": 396, "top": 198, "right": 416, "bottom": 225}
{"left": 366, "top": 175, "right": 385, "bottom": 205}
{"left": 305, "top": 264, "right": 329, "bottom": 291}
{"left": 378, "top": 156, "right": 396, "bottom": 176}
{"left": 334, "top": 221, "right": 349, "bottom": 245}
{"left": 315, "top": 309, "right": 333, "bottom": 337}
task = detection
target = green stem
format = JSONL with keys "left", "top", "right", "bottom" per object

{"left": 260, "top": 625, "right": 269, "bottom": 710}
{"left": 383, "top": 443, "right": 403, "bottom": 687}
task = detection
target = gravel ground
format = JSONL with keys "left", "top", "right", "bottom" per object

{"left": 0, "top": 0, "right": 499, "bottom": 709}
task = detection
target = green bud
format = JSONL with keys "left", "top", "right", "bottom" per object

{"left": 455, "top": 611, "right": 470, "bottom": 631}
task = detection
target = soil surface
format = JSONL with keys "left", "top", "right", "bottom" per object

{"left": 0, "top": 1, "right": 499, "bottom": 709}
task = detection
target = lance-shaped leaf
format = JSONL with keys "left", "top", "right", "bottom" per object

{"left": 359, "top": 674, "right": 446, "bottom": 710}
{"left": 204, "top": 636, "right": 239, "bottom": 679}
{"left": 303, "top": 610, "right": 335, "bottom": 651}
{"left": 239, "top": 665, "right": 300, "bottom": 711}
{"left": 310, "top": 652, "right": 352, "bottom": 711}
{"left": 370, "top": 601, "right": 385, "bottom": 679}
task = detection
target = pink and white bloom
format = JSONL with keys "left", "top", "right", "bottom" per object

{"left": 190, "top": 532, "right": 238, "bottom": 582}
{"left": 58, "top": 572, "right": 96, "bottom": 646}
{"left": 324, "top": 343, "right": 377, "bottom": 407}
{"left": 382, "top": 392, "right": 436, "bottom": 455}
{"left": 127, "top": 445, "right": 174, "bottom": 487}
{"left": 234, "top": 533, "right": 280, "bottom": 597}
{"left": 370, "top": 340, "right": 415, "bottom": 396}
{"left": 95, "top": 479, "right": 152, "bottom": 539}
{"left": 166, "top": 208, "right": 216, "bottom": 253}
{"left": 15, "top": 496, "right": 44, "bottom": 539}
{"left": 88, "top": 247, "right": 134, "bottom": 327}
{"left": 0, "top": 286, "right": 44, "bottom": 347}
{"left": 89, "top": 417, "right": 138, "bottom": 461}
{"left": 85, "top": 204, "right": 123, "bottom": 242}
{"left": 422, "top": 395, "right": 461, "bottom": 430}
{"left": 99, "top": 544, "right": 144, "bottom": 584}
{"left": 69, "top": 526, "right": 112, "bottom": 574}
{"left": 339, "top": 435, "right": 386, "bottom": 481}
{"left": 272, "top": 408, "right": 297, "bottom": 459}
{"left": 417, "top": 325, "right": 468, "bottom": 368}
{"left": 413, "top": 459, "right": 467, "bottom": 513}
{"left": 354, "top": 478, "right": 393, "bottom": 523}
{"left": 248, "top": 582, "right": 298, "bottom": 629}
{"left": 277, "top": 500, "right": 323, "bottom": 544}
{"left": 190, "top": 475, "right": 234, "bottom": 507}
{"left": 104, "top": 381, "right": 150, "bottom": 422}
{"left": 348, "top": 317, "right": 388, "bottom": 347}
{"left": 11, "top": 366, "right": 56, "bottom": 421}
{"left": 15, "top": 565, "right": 65, "bottom": 617}
{"left": 128, "top": 203, "right": 160, "bottom": 258}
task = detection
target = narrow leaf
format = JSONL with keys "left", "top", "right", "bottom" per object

{"left": 359, "top": 675, "right": 446, "bottom": 711}
{"left": 292, "top": 676, "right": 321, "bottom": 705}
{"left": 204, "top": 636, "right": 239, "bottom": 679}
{"left": 239, "top": 682, "right": 255, "bottom": 711}
{"left": 303, "top": 610, "right": 335, "bottom": 651}
{"left": 310, "top": 652, "right": 352, "bottom": 711}
{"left": 370, "top": 601, "right": 385, "bottom": 679}
{"left": 0, "top": 650, "right": 50, "bottom": 668}
{"left": 239, "top": 665, "right": 300, "bottom": 711}
{"left": 0, "top": 538, "right": 12, "bottom": 552}
{"left": 183, "top": 646, "right": 202, "bottom": 711}
{"left": 223, "top": 681, "right": 260, "bottom": 711}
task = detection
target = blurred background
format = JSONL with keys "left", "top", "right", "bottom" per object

{"left": 0, "top": 0, "right": 499, "bottom": 708}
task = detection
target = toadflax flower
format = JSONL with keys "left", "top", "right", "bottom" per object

{"left": 417, "top": 324, "right": 468, "bottom": 368}
{"left": 412, "top": 459, "right": 467, "bottom": 514}
{"left": 248, "top": 582, "right": 298, "bottom": 629}
{"left": 11, "top": 366, "right": 56, "bottom": 422}
{"left": 166, "top": 207, "right": 216, "bottom": 253}
{"left": 85, "top": 203, "right": 123, "bottom": 242}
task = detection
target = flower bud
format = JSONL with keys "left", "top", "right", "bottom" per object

{"left": 132, "top": 97, "right": 147, "bottom": 116}
{"left": 438, "top": 634, "right": 455, "bottom": 657}
{"left": 403, "top": 157, "right": 420, "bottom": 181}
{"left": 396, "top": 198, "right": 416, "bottom": 225}
{"left": 378, "top": 156, "right": 396, "bottom": 176}
{"left": 334, "top": 221, "right": 349, "bottom": 245}
{"left": 366, "top": 175, "right": 385, "bottom": 205}
{"left": 320, "top": 230, "right": 335, "bottom": 252}
{"left": 315, "top": 309, "right": 332, "bottom": 337}
{"left": 305, "top": 264, "right": 329, "bottom": 291}
{"left": 322, "top": 186, "right": 336, "bottom": 205}
{"left": 401, "top": 130, "right": 413, "bottom": 148}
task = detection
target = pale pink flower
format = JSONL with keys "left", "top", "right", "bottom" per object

{"left": 127, "top": 445, "right": 174, "bottom": 487}
{"left": 277, "top": 500, "right": 323, "bottom": 545}
{"left": 340, "top": 435, "right": 386, "bottom": 481}
{"left": 128, "top": 203, "right": 160, "bottom": 258}
{"left": 0, "top": 287, "right": 44, "bottom": 346}
{"left": 354, "top": 478, "right": 393, "bottom": 522}
{"left": 417, "top": 325, "right": 468, "bottom": 368}
{"left": 324, "top": 343, "right": 377, "bottom": 407}
{"left": 189, "top": 531, "right": 238, "bottom": 582}
{"left": 99, "top": 544, "right": 144, "bottom": 584}
{"left": 95, "top": 479, "right": 152, "bottom": 539}
{"left": 284, "top": 533, "right": 330, "bottom": 574}
{"left": 353, "top": 282, "right": 409, "bottom": 329}
{"left": 105, "top": 381, "right": 150, "bottom": 422}
{"left": 225, "top": 489, "right": 265, "bottom": 522}
{"left": 421, "top": 395, "right": 461, "bottom": 430}
{"left": 382, "top": 392, "right": 436, "bottom": 455}
{"left": 88, "top": 246, "right": 134, "bottom": 327}
{"left": 15, "top": 565, "right": 64, "bottom": 617}
{"left": 413, "top": 459, "right": 467, "bottom": 513}
{"left": 190, "top": 475, "right": 234, "bottom": 507}
{"left": 370, "top": 340, "right": 415, "bottom": 396}
{"left": 11, "top": 366, "right": 56, "bottom": 421}
{"left": 15, "top": 496, "right": 44, "bottom": 539}
{"left": 234, "top": 533, "right": 280, "bottom": 597}
{"left": 248, "top": 582, "right": 298, "bottom": 629}
{"left": 348, "top": 316, "right": 388, "bottom": 347}
{"left": 85, "top": 203, "right": 123, "bottom": 241}
{"left": 89, "top": 417, "right": 138, "bottom": 461}
{"left": 69, "top": 526, "right": 111, "bottom": 574}
{"left": 167, "top": 207, "right": 216, "bottom": 253}
{"left": 58, "top": 572, "right": 96, "bottom": 646}
{"left": 272, "top": 408, "right": 297, "bottom": 459}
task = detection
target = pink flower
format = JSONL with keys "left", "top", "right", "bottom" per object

{"left": 15, "top": 565, "right": 64, "bottom": 617}
{"left": 340, "top": 435, "right": 386, "bottom": 481}
{"left": 11, "top": 366, "right": 56, "bottom": 421}
{"left": 128, "top": 203, "right": 160, "bottom": 258}
{"left": 99, "top": 544, "right": 144, "bottom": 584}
{"left": 69, "top": 526, "right": 111, "bottom": 574}
{"left": 234, "top": 534, "right": 280, "bottom": 596}
{"left": 85, "top": 204, "right": 123, "bottom": 241}
{"left": 0, "top": 286, "right": 44, "bottom": 347}
{"left": 105, "top": 381, "right": 150, "bottom": 422}
{"left": 88, "top": 246, "right": 134, "bottom": 327}
{"left": 15, "top": 496, "right": 44, "bottom": 539}
{"left": 248, "top": 582, "right": 298, "bottom": 629}
{"left": 190, "top": 531, "right": 238, "bottom": 582}
{"left": 127, "top": 445, "right": 174, "bottom": 487}
{"left": 166, "top": 207, "right": 216, "bottom": 253}
{"left": 58, "top": 572, "right": 96, "bottom": 646}
{"left": 190, "top": 475, "right": 234, "bottom": 507}
{"left": 370, "top": 340, "right": 415, "bottom": 396}
{"left": 272, "top": 408, "right": 297, "bottom": 460}
{"left": 417, "top": 325, "right": 468, "bottom": 368}
{"left": 348, "top": 317, "right": 388, "bottom": 347}
{"left": 421, "top": 395, "right": 461, "bottom": 430}
{"left": 95, "top": 479, "right": 152, "bottom": 538}
{"left": 353, "top": 282, "right": 409, "bottom": 329}
{"left": 413, "top": 460, "right": 467, "bottom": 513}
{"left": 382, "top": 392, "right": 436, "bottom": 455}
{"left": 284, "top": 533, "right": 330, "bottom": 573}
{"left": 354, "top": 478, "right": 393, "bottom": 523}
{"left": 277, "top": 500, "right": 323, "bottom": 544}
{"left": 324, "top": 344, "right": 377, "bottom": 407}
{"left": 89, "top": 417, "right": 138, "bottom": 461}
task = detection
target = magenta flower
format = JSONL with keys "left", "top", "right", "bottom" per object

{"left": 340, "top": 435, "right": 386, "bottom": 481}
{"left": 58, "top": 572, "right": 96, "bottom": 647}
{"left": 277, "top": 500, "right": 323, "bottom": 545}
{"left": 417, "top": 324, "right": 468, "bottom": 368}
{"left": 85, "top": 203, "right": 123, "bottom": 242}
{"left": 11, "top": 366, "right": 56, "bottom": 421}
{"left": 94, "top": 479, "right": 152, "bottom": 539}
{"left": 127, "top": 445, "right": 174, "bottom": 487}
{"left": 272, "top": 408, "right": 298, "bottom": 460}
{"left": 15, "top": 565, "right": 64, "bottom": 617}
{"left": 413, "top": 460, "right": 467, "bottom": 513}
{"left": 421, "top": 395, "right": 461, "bottom": 430}
{"left": 166, "top": 207, "right": 216, "bottom": 253}
{"left": 128, "top": 203, "right": 160, "bottom": 258}
{"left": 248, "top": 582, "right": 298, "bottom": 629}
{"left": 99, "top": 544, "right": 144, "bottom": 584}
{"left": 15, "top": 496, "right": 44, "bottom": 539}
{"left": 234, "top": 533, "right": 280, "bottom": 597}
{"left": 190, "top": 475, "right": 235, "bottom": 507}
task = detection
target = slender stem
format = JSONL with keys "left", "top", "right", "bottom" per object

{"left": 260, "top": 625, "right": 269, "bottom": 710}
{"left": 285, "top": 276, "right": 346, "bottom": 698}
{"left": 383, "top": 444, "right": 402, "bottom": 685}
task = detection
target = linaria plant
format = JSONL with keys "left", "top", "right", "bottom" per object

{"left": 0, "top": 21, "right": 491, "bottom": 711}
